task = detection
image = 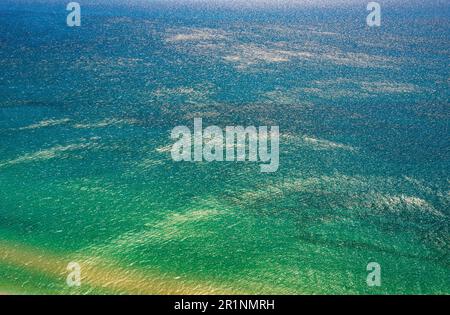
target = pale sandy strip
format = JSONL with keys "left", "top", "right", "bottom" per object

{"left": 0, "top": 240, "right": 237, "bottom": 295}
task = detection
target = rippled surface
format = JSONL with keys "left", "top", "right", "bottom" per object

{"left": 0, "top": 1, "right": 449, "bottom": 294}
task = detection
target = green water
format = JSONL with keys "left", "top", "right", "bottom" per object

{"left": 0, "top": 1, "right": 448, "bottom": 294}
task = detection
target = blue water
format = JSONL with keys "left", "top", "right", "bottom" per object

{"left": 0, "top": 0, "right": 448, "bottom": 294}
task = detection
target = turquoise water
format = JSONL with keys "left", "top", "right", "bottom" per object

{"left": 0, "top": 1, "right": 449, "bottom": 294}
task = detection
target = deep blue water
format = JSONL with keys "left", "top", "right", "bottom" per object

{"left": 0, "top": 0, "right": 448, "bottom": 294}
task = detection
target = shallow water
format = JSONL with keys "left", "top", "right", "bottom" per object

{"left": 0, "top": 1, "right": 448, "bottom": 294}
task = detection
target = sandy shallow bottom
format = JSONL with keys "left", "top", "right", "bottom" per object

{"left": 0, "top": 240, "right": 237, "bottom": 295}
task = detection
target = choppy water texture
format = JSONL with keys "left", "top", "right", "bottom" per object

{"left": 0, "top": 1, "right": 449, "bottom": 294}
